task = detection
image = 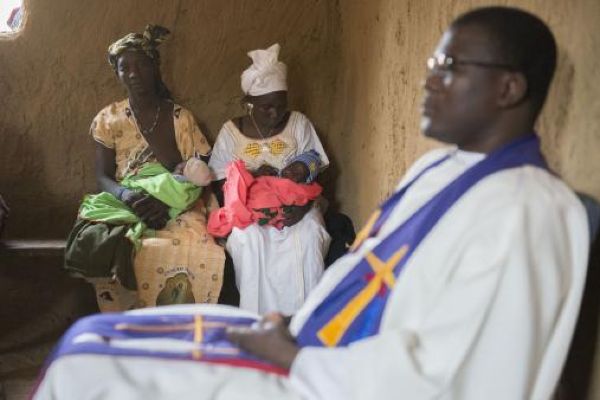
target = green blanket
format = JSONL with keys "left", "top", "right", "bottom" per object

{"left": 78, "top": 163, "right": 202, "bottom": 249}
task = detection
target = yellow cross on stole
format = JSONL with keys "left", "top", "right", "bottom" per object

{"left": 317, "top": 245, "right": 409, "bottom": 347}
{"left": 115, "top": 315, "right": 206, "bottom": 360}
{"left": 349, "top": 210, "right": 381, "bottom": 251}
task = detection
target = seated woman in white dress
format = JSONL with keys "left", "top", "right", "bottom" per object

{"left": 208, "top": 44, "right": 331, "bottom": 315}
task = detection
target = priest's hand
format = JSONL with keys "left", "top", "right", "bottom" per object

{"left": 226, "top": 313, "right": 300, "bottom": 370}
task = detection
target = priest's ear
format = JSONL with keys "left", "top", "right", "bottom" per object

{"left": 497, "top": 71, "right": 528, "bottom": 108}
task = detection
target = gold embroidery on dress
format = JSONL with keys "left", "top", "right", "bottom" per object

{"left": 244, "top": 143, "right": 261, "bottom": 158}
{"left": 244, "top": 140, "right": 288, "bottom": 158}
{"left": 269, "top": 139, "right": 287, "bottom": 155}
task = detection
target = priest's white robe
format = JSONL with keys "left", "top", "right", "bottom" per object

{"left": 34, "top": 147, "right": 589, "bottom": 400}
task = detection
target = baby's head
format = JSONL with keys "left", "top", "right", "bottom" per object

{"left": 172, "top": 157, "right": 212, "bottom": 186}
{"left": 280, "top": 150, "right": 322, "bottom": 184}
{"left": 280, "top": 161, "right": 310, "bottom": 183}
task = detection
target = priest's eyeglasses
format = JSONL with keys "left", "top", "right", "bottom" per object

{"left": 427, "top": 54, "right": 518, "bottom": 73}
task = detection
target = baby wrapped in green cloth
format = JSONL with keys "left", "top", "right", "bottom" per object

{"left": 78, "top": 159, "right": 211, "bottom": 249}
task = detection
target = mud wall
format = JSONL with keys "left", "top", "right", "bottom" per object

{"left": 0, "top": 0, "right": 339, "bottom": 238}
{"left": 2, "top": 0, "right": 597, "bottom": 235}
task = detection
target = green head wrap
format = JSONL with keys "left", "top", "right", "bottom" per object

{"left": 107, "top": 24, "right": 172, "bottom": 99}
{"left": 107, "top": 24, "right": 170, "bottom": 70}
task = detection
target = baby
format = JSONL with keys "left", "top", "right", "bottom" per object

{"left": 172, "top": 157, "right": 213, "bottom": 187}
{"left": 279, "top": 149, "right": 322, "bottom": 184}
{"left": 207, "top": 151, "right": 323, "bottom": 238}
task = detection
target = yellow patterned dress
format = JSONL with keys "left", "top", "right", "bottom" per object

{"left": 90, "top": 99, "right": 225, "bottom": 312}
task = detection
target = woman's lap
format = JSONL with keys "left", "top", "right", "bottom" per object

{"left": 226, "top": 208, "right": 331, "bottom": 315}
{"left": 93, "top": 201, "right": 226, "bottom": 311}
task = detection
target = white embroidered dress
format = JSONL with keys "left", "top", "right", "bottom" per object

{"left": 209, "top": 111, "right": 331, "bottom": 315}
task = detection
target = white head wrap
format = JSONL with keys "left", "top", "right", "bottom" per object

{"left": 241, "top": 43, "right": 288, "bottom": 96}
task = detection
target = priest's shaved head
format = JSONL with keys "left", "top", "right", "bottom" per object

{"left": 451, "top": 6, "right": 557, "bottom": 115}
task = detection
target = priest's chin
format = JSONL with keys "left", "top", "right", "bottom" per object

{"left": 421, "top": 116, "right": 456, "bottom": 146}
{"left": 420, "top": 115, "right": 439, "bottom": 141}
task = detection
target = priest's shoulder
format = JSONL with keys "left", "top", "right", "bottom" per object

{"left": 479, "top": 166, "right": 585, "bottom": 216}
{"left": 395, "top": 147, "right": 454, "bottom": 191}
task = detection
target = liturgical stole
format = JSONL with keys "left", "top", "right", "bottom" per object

{"left": 296, "top": 134, "right": 547, "bottom": 347}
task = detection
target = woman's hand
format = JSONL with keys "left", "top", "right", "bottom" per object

{"left": 121, "top": 189, "right": 145, "bottom": 207}
{"left": 122, "top": 190, "right": 170, "bottom": 229}
{"left": 282, "top": 202, "right": 312, "bottom": 227}
{"left": 95, "top": 143, "right": 169, "bottom": 230}
{"left": 226, "top": 313, "right": 299, "bottom": 370}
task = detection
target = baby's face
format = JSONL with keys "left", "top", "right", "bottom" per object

{"left": 173, "top": 161, "right": 187, "bottom": 175}
{"left": 281, "top": 162, "right": 310, "bottom": 183}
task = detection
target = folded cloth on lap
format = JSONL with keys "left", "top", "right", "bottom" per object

{"left": 207, "top": 160, "right": 322, "bottom": 237}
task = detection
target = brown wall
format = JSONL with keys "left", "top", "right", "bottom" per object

{"left": 0, "top": 0, "right": 340, "bottom": 238}
{"left": 330, "top": 0, "right": 600, "bottom": 226}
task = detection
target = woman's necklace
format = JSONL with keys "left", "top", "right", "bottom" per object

{"left": 129, "top": 99, "right": 161, "bottom": 136}
{"left": 249, "top": 115, "right": 274, "bottom": 153}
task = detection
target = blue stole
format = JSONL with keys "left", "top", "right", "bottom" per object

{"left": 296, "top": 134, "right": 547, "bottom": 347}
{"left": 45, "top": 313, "right": 288, "bottom": 375}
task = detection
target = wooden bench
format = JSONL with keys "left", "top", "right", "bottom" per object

{"left": 0, "top": 240, "right": 66, "bottom": 270}
{"left": 0, "top": 239, "right": 66, "bottom": 258}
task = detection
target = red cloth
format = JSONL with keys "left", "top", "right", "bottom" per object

{"left": 208, "top": 160, "right": 322, "bottom": 237}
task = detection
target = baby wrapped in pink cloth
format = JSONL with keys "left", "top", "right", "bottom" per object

{"left": 207, "top": 155, "right": 322, "bottom": 237}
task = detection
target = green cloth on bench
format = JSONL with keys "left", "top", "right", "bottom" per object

{"left": 65, "top": 219, "right": 136, "bottom": 288}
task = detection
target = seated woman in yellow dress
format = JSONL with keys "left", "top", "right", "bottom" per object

{"left": 64, "top": 25, "right": 225, "bottom": 312}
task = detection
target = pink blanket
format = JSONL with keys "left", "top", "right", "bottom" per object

{"left": 208, "top": 160, "right": 322, "bottom": 237}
